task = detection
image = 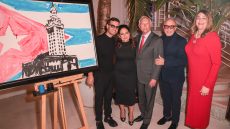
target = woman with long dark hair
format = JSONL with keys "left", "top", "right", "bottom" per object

{"left": 114, "top": 24, "right": 137, "bottom": 126}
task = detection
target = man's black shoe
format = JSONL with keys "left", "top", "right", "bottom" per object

{"left": 104, "top": 116, "right": 118, "bottom": 127}
{"left": 140, "top": 123, "right": 149, "bottom": 129}
{"left": 157, "top": 116, "right": 172, "bottom": 125}
{"left": 96, "top": 121, "right": 105, "bottom": 129}
{"left": 134, "top": 115, "right": 143, "bottom": 122}
{"left": 168, "top": 123, "right": 178, "bottom": 129}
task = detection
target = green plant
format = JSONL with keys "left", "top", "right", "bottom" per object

{"left": 126, "top": 0, "right": 153, "bottom": 32}
{"left": 126, "top": 0, "right": 230, "bottom": 33}
{"left": 155, "top": 0, "right": 230, "bottom": 31}
{"left": 97, "top": 0, "right": 111, "bottom": 35}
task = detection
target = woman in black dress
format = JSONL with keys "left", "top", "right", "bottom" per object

{"left": 114, "top": 25, "right": 137, "bottom": 126}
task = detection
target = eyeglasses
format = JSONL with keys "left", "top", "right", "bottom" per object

{"left": 163, "top": 25, "right": 176, "bottom": 29}
{"left": 109, "top": 24, "right": 119, "bottom": 29}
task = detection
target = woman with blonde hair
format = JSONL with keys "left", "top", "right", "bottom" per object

{"left": 185, "top": 10, "right": 222, "bottom": 129}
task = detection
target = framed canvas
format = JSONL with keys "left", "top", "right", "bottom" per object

{"left": 0, "top": 0, "right": 97, "bottom": 90}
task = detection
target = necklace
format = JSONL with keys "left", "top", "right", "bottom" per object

{"left": 193, "top": 32, "right": 201, "bottom": 44}
{"left": 193, "top": 37, "right": 197, "bottom": 44}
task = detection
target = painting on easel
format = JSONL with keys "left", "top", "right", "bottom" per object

{"left": 0, "top": 0, "right": 97, "bottom": 89}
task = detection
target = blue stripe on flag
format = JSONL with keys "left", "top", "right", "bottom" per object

{"left": 65, "top": 28, "right": 92, "bottom": 46}
{"left": 7, "top": 58, "right": 97, "bottom": 81}
{"left": 78, "top": 58, "right": 97, "bottom": 68}
{"left": 0, "top": 0, "right": 89, "bottom": 13}
{"left": 9, "top": 72, "right": 22, "bottom": 81}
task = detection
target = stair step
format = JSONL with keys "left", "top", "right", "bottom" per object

{"left": 210, "top": 103, "right": 228, "bottom": 120}
{"left": 213, "top": 89, "right": 230, "bottom": 97}
{"left": 216, "top": 78, "right": 230, "bottom": 83}
{"left": 214, "top": 83, "right": 230, "bottom": 91}
{"left": 212, "top": 100, "right": 229, "bottom": 107}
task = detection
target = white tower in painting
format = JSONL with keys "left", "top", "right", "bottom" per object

{"left": 46, "top": 3, "right": 66, "bottom": 55}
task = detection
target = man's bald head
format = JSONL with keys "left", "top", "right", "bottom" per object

{"left": 163, "top": 18, "right": 177, "bottom": 36}
{"left": 163, "top": 18, "right": 177, "bottom": 26}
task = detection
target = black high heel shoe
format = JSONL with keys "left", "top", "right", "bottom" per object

{"left": 120, "top": 117, "right": 126, "bottom": 122}
{"left": 120, "top": 110, "right": 126, "bottom": 122}
{"left": 128, "top": 112, "right": 134, "bottom": 126}
{"left": 128, "top": 120, "right": 134, "bottom": 126}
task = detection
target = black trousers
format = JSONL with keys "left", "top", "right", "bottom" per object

{"left": 138, "top": 82, "right": 157, "bottom": 125}
{"left": 159, "top": 80, "right": 184, "bottom": 124}
{"left": 94, "top": 71, "right": 114, "bottom": 121}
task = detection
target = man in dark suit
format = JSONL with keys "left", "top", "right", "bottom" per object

{"left": 134, "top": 16, "right": 164, "bottom": 129}
{"left": 156, "top": 18, "right": 187, "bottom": 129}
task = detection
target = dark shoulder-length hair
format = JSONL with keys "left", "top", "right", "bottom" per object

{"left": 116, "top": 24, "right": 136, "bottom": 48}
{"left": 191, "top": 9, "right": 214, "bottom": 37}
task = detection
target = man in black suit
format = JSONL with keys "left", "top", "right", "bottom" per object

{"left": 156, "top": 18, "right": 187, "bottom": 129}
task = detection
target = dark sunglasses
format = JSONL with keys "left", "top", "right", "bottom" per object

{"left": 109, "top": 24, "right": 119, "bottom": 29}
{"left": 163, "top": 25, "right": 176, "bottom": 29}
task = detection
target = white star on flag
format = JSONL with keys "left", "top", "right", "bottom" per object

{"left": 0, "top": 27, "right": 25, "bottom": 55}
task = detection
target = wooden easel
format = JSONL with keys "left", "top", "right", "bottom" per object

{"left": 34, "top": 74, "right": 88, "bottom": 129}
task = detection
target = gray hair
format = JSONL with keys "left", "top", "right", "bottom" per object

{"left": 138, "top": 16, "right": 152, "bottom": 25}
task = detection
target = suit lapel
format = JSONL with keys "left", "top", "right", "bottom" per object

{"left": 141, "top": 32, "right": 154, "bottom": 51}
{"left": 136, "top": 35, "right": 141, "bottom": 53}
{"left": 137, "top": 35, "right": 141, "bottom": 47}
{"left": 136, "top": 32, "right": 156, "bottom": 55}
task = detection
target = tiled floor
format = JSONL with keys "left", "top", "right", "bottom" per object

{"left": 0, "top": 86, "right": 229, "bottom": 129}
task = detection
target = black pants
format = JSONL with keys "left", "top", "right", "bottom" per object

{"left": 94, "top": 71, "right": 114, "bottom": 121}
{"left": 138, "top": 82, "right": 157, "bottom": 125}
{"left": 159, "top": 80, "right": 184, "bottom": 124}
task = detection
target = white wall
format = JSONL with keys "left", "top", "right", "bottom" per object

{"left": 92, "top": 0, "right": 128, "bottom": 27}
{"left": 92, "top": 0, "right": 99, "bottom": 25}
{"left": 111, "top": 0, "right": 128, "bottom": 24}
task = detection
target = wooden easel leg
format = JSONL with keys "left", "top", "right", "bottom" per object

{"left": 35, "top": 74, "right": 87, "bottom": 129}
{"left": 58, "top": 87, "right": 68, "bottom": 129}
{"left": 53, "top": 92, "right": 58, "bottom": 129}
{"left": 41, "top": 95, "right": 46, "bottom": 129}
{"left": 73, "top": 82, "right": 89, "bottom": 129}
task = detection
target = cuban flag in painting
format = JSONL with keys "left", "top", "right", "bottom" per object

{"left": 0, "top": 0, "right": 97, "bottom": 84}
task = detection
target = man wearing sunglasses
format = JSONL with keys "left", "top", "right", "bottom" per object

{"left": 86, "top": 17, "right": 120, "bottom": 129}
{"left": 156, "top": 18, "right": 187, "bottom": 129}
